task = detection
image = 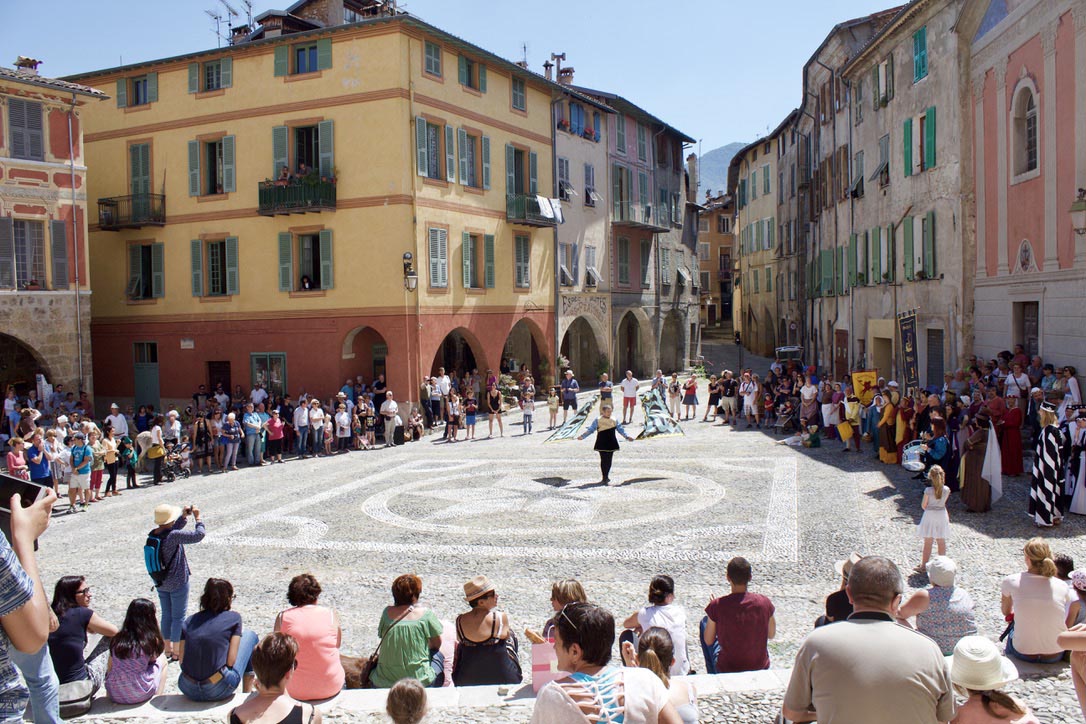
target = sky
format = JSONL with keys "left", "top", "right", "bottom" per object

{"left": 2, "top": 0, "right": 901, "bottom": 152}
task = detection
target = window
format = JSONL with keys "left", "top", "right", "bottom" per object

{"left": 763, "top": 142, "right": 771, "bottom": 154}
{"left": 188, "top": 59, "right": 232, "bottom": 93}
{"left": 415, "top": 118, "right": 453, "bottom": 181}
{"left": 281, "top": 231, "right": 334, "bottom": 291}
{"left": 251, "top": 353, "right": 287, "bottom": 400}
{"left": 428, "top": 227, "right": 448, "bottom": 287}
{"left": 506, "top": 145, "right": 537, "bottom": 197}
{"left": 851, "top": 150, "right": 864, "bottom": 198}
{"left": 557, "top": 157, "right": 572, "bottom": 201}
{"left": 425, "top": 41, "right": 442, "bottom": 77}
{"left": 515, "top": 235, "right": 531, "bottom": 288}
{"left": 872, "top": 54, "right": 894, "bottom": 109}
{"left": 584, "top": 245, "right": 600, "bottom": 286}
{"left": 134, "top": 342, "right": 158, "bottom": 365}
{"left": 765, "top": 267, "right": 772, "bottom": 293}
{"left": 188, "top": 135, "right": 236, "bottom": 196}
{"left": 4, "top": 220, "right": 45, "bottom": 289}
{"left": 699, "top": 218, "right": 709, "bottom": 233}
{"left": 615, "top": 114, "right": 626, "bottom": 154}
{"left": 458, "top": 55, "right": 487, "bottom": 92}
{"left": 637, "top": 124, "right": 647, "bottom": 162}
{"left": 905, "top": 106, "right": 937, "bottom": 175}
{"left": 639, "top": 239, "right": 651, "bottom": 287}
{"left": 127, "top": 242, "right": 164, "bottom": 299}
{"left": 116, "top": 73, "right": 158, "bottom": 108}
{"left": 132, "top": 76, "right": 149, "bottom": 106}
{"left": 762, "top": 164, "right": 770, "bottom": 195}
{"left": 913, "top": 26, "right": 928, "bottom": 82}
{"left": 511, "top": 77, "right": 526, "bottom": 111}
{"left": 672, "top": 193, "right": 682, "bottom": 226}
{"left": 584, "top": 163, "right": 600, "bottom": 207}
{"left": 462, "top": 233, "right": 480, "bottom": 288}
{"left": 206, "top": 240, "right": 228, "bottom": 296}
{"left": 698, "top": 242, "right": 710, "bottom": 262}
{"left": 456, "top": 129, "right": 490, "bottom": 189}
{"left": 660, "top": 247, "right": 671, "bottom": 285}
{"left": 191, "top": 237, "right": 238, "bottom": 297}
{"left": 296, "top": 44, "right": 319, "bottom": 74}
{"left": 778, "top": 172, "right": 784, "bottom": 204}
{"left": 559, "top": 243, "right": 574, "bottom": 286}
{"left": 617, "top": 237, "right": 630, "bottom": 285}
{"left": 6, "top": 98, "right": 43, "bottom": 161}
{"left": 272, "top": 120, "right": 334, "bottom": 180}
{"left": 854, "top": 78, "right": 864, "bottom": 125}
{"left": 1013, "top": 87, "right": 1038, "bottom": 177}
{"left": 273, "top": 39, "right": 331, "bottom": 76}
{"left": 717, "top": 215, "right": 730, "bottom": 234}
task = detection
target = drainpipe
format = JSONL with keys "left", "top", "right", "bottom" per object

{"left": 815, "top": 59, "right": 841, "bottom": 375}
{"left": 843, "top": 75, "right": 855, "bottom": 373}
{"left": 408, "top": 57, "right": 421, "bottom": 403}
{"left": 68, "top": 93, "right": 85, "bottom": 392}
{"left": 551, "top": 95, "right": 563, "bottom": 374}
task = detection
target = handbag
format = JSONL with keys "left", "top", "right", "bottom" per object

{"left": 347, "top": 605, "right": 415, "bottom": 689}
{"left": 58, "top": 679, "right": 95, "bottom": 718}
{"left": 147, "top": 443, "right": 166, "bottom": 459}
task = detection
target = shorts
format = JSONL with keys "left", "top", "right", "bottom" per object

{"left": 70, "top": 473, "right": 89, "bottom": 491}
{"left": 623, "top": 397, "right": 637, "bottom": 409}
{"left": 465, "top": 413, "right": 476, "bottom": 426}
{"left": 722, "top": 397, "right": 738, "bottom": 413}
{"left": 563, "top": 398, "right": 577, "bottom": 410}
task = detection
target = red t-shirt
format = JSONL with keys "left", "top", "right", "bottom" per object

{"left": 266, "top": 418, "right": 285, "bottom": 440}
{"left": 705, "top": 592, "right": 774, "bottom": 673}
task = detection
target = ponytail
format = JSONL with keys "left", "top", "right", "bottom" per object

{"left": 636, "top": 627, "right": 674, "bottom": 689}
{"left": 1037, "top": 557, "right": 1058, "bottom": 578}
{"left": 979, "top": 690, "right": 1026, "bottom": 717}
{"left": 1024, "top": 537, "right": 1058, "bottom": 578}
{"left": 637, "top": 646, "right": 669, "bottom": 688}
{"left": 929, "top": 465, "right": 945, "bottom": 500}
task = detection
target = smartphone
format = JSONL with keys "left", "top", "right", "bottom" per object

{"left": 0, "top": 473, "right": 50, "bottom": 514}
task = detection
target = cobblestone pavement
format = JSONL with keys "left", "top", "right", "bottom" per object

{"left": 38, "top": 376, "right": 1085, "bottom": 722}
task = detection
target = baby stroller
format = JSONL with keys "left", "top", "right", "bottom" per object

{"left": 161, "top": 442, "right": 191, "bottom": 482}
{"left": 775, "top": 403, "right": 798, "bottom": 434}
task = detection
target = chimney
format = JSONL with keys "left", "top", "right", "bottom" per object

{"left": 543, "top": 60, "right": 553, "bottom": 81}
{"left": 515, "top": 60, "right": 528, "bottom": 69}
{"left": 14, "top": 56, "right": 42, "bottom": 76}
{"left": 686, "top": 153, "right": 699, "bottom": 202}
{"left": 230, "top": 25, "right": 251, "bottom": 44}
{"left": 557, "top": 66, "right": 574, "bottom": 85}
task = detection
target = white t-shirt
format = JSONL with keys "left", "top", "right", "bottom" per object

{"left": 531, "top": 667, "right": 668, "bottom": 724}
{"left": 637, "top": 603, "right": 690, "bottom": 676}
{"left": 105, "top": 413, "right": 129, "bottom": 436}
{"left": 1001, "top": 572, "right": 1074, "bottom": 654}
{"left": 308, "top": 408, "right": 325, "bottom": 428}
{"left": 436, "top": 375, "right": 451, "bottom": 396}
{"left": 335, "top": 411, "right": 351, "bottom": 436}
{"left": 1004, "top": 373, "right": 1030, "bottom": 397}
{"left": 250, "top": 387, "right": 269, "bottom": 405}
{"left": 619, "top": 378, "right": 640, "bottom": 397}
{"left": 380, "top": 400, "right": 399, "bottom": 418}
{"left": 293, "top": 406, "right": 308, "bottom": 428}
{"left": 214, "top": 392, "right": 231, "bottom": 409}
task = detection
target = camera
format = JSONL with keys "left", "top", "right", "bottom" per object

{"left": 183, "top": 505, "right": 194, "bottom": 515}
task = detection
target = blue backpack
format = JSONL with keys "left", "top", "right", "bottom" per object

{"left": 143, "top": 530, "right": 176, "bottom": 587}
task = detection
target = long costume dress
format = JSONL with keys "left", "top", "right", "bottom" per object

{"left": 878, "top": 398, "right": 899, "bottom": 464}
{"left": 799, "top": 384, "right": 820, "bottom": 428}
{"left": 896, "top": 403, "right": 916, "bottom": 462}
{"left": 1000, "top": 405, "right": 1024, "bottom": 476}
{"left": 1068, "top": 423, "right": 1086, "bottom": 515}
{"left": 581, "top": 417, "right": 629, "bottom": 483}
{"left": 1029, "top": 423, "right": 1065, "bottom": 526}
{"left": 945, "top": 413, "right": 962, "bottom": 489}
{"left": 960, "top": 424, "right": 991, "bottom": 512}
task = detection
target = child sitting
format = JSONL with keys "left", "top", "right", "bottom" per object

{"left": 802, "top": 424, "right": 822, "bottom": 448}
{"left": 179, "top": 436, "right": 192, "bottom": 471}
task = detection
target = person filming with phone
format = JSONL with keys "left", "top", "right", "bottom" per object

{"left": 146, "top": 504, "right": 206, "bottom": 663}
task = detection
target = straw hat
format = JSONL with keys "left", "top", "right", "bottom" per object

{"left": 947, "top": 636, "right": 1018, "bottom": 691}
{"left": 834, "top": 552, "right": 862, "bottom": 579}
{"left": 154, "top": 504, "right": 182, "bottom": 526}
{"left": 925, "top": 555, "right": 957, "bottom": 587}
{"left": 463, "top": 575, "right": 495, "bottom": 602}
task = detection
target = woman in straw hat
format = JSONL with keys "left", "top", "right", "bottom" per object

{"left": 148, "top": 503, "right": 205, "bottom": 661}
{"left": 947, "top": 635, "right": 1039, "bottom": 722}
{"left": 452, "top": 575, "right": 521, "bottom": 686}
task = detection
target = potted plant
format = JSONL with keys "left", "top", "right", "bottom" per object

{"left": 557, "top": 119, "right": 570, "bottom": 132}
{"left": 23, "top": 280, "right": 41, "bottom": 291}
{"left": 855, "top": 273, "right": 866, "bottom": 285}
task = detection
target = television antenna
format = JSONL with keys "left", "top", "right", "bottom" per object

{"left": 205, "top": 9, "right": 225, "bottom": 47}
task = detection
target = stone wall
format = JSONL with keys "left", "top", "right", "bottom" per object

{"left": 0, "top": 291, "right": 92, "bottom": 396}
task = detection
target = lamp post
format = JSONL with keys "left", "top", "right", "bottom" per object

{"left": 1071, "top": 188, "right": 1086, "bottom": 236}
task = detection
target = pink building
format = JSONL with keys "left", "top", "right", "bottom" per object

{"left": 965, "top": 0, "right": 1086, "bottom": 364}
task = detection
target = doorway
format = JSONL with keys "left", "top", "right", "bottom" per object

{"left": 133, "top": 342, "right": 160, "bottom": 410}
{"left": 207, "top": 361, "right": 231, "bottom": 395}
{"left": 834, "top": 330, "right": 849, "bottom": 380}
{"left": 872, "top": 336, "right": 892, "bottom": 381}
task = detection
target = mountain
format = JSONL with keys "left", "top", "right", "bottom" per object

{"left": 697, "top": 142, "right": 746, "bottom": 198}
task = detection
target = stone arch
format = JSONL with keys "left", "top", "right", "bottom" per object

{"left": 430, "top": 326, "right": 488, "bottom": 378}
{"left": 0, "top": 333, "right": 53, "bottom": 398}
{"left": 659, "top": 312, "right": 685, "bottom": 375}
{"left": 339, "top": 325, "right": 390, "bottom": 383}
{"left": 560, "top": 315, "right": 608, "bottom": 383}
{"left": 615, "top": 308, "right": 654, "bottom": 379}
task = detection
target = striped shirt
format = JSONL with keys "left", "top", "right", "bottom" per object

{"left": 0, "top": 537, "right": 35, "bottom": 720}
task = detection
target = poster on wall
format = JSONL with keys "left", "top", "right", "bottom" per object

{"left": 897, "top": 311, "right": 920, "bottom": 390}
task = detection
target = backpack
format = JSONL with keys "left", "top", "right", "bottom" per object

{"left": 144, "top": 530, "right": 177, "bottom": 587}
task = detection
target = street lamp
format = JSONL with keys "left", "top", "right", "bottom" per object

{"left": 1071, "top": 188, "right": 1086, "bottom": 236}
{"left": 402, "top": 251, "right": 418, "bottom": 291}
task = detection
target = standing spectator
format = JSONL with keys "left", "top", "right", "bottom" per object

{"left": 164, "top": 411, "right": 182, "bottom": 448}
{"left": 273, "top": 574, "right": 344, "bottom": 702}
{"left": 703, "top": 374, "right": 720, "bottom": 422}
{"left": 227, "top": 633, "right": 322, "bottom": 724}
{"left": 177, "top": 578, "right": 257, "bottom": 702}
{"left": 738, "top": 373, "right": 758, "bottom": 428}
{"left": 1001, "top": 538, "right": 1071, "bottom": 664}
{"left": 105, "top": 598, "right": 167, "bottom": 705}
{"left": 560, "top": 370, "right": 580, "bottom": 424}
{"left": 147, "top": 504, "right": 206, "bottom": 662}
{"left": 100, "top": 426, "right": 120, "bottom": 498}
{"left": 372, "top": 374, "right": 388, "bottom": 399}
{"left": 148, "top": 416, "right": 166, "bottom": 485}
{"left": 104, "top": 403, "right": 128, "bottom": 438}
{"left": 598, "top": 373, "right": 613, "bottom": 409}
{"left": 68, "top": 432, "right": 93, "bottom": 512}
{"left": 249, "top": 382, "right": 268, "bottom": 408}
{"left": 427, "top": 377, "right": 443, "bottom": 429}
{"left": 485, "top": 385, "right": 503, "bottom": 438}
{"left": 190, "top": 413, "right": 212, "bottom": 475}
{"left": 782, "top": 556, "right": 954, "bottom": 724}
{"left": 702, "top": 557, "right": 775, "bottom": 674}
{"left": 221, "top": 413, "right": 242, "bottom": 472}
{"left": 719, "top": 370, "right": 740, "bottom": 427}
{"left": 307, "top": 399, "right": 325, "bottom": 458}
{"left": 5, "top": 438, "right": 28, "bottom": 481}
{"left": 47, "top": 576, "right": 119, "bottom": 692}
{"left": 1005, "top": 363, "right": 1031, "bottom": 401}
{"left": 681, "top": 374, "right": 698, "bottom": 421}
{"left": 87, "top": 429, "right": 105, "bottom": 503}
{"left": 264, "top": 410, "right": 285, "bottom": 463}
{"left": 334, "top": 404, "right": 351, "bottom": 453}
{"left": 520, "top": 383, "right": 535, "bottom": 435}
{"left": 619, "top": 371, "right": 640, "bottom": 425}
{"left": 191, "top": 385, "right": 209, "bottom": 412}
{"left": 242, "top": 404, "right": 262, "bottom": 467}
{"left": 650, "top": 370, "right": 667, "bottom": 396}
{"left": 547, "top": 387, "right": 560, "bottom": 430}
{"left": 462, "top": 390, "right": 477, "bottom": 440}
{"left": 380, "top": 392, "right": 398, "bottom": 448}
{"left": 292, "top": 402, "right": 308, "bottom": 459}
{"left": 667, "top": 373, "right": 682, "bottom": 421}
{"left": 213, "top": 384, "right": 230, "bottom": 411}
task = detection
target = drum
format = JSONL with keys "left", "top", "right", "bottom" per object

{"left": 901, "top": 440, "right": 926, "bottom": 472}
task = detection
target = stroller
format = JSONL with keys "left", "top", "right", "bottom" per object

{"left": 774, "top": 401, "right": 799, "bottom": 434}
{"left": 161, "top": 441, "right": 191, "bottom": 482}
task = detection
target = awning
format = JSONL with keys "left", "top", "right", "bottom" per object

{"left": 588, "top": 189, "right": 603, "bottom": 202}
{"left": 677, "top": 266, "right": 692, "bottom": 285}
{"left": 559, "top": 180, "right": 578, "bottom": 197}
{"left": 559, "top": 264, "right": 573, "bottom": 286}
{"left": 868, "top": 159, "right": 888, "bottom": 182}
{"left": 849, "top": 174, "right": 864, "bottom": 195}
{"left": 585, "top": 267, "right": 601, "bottom": 286}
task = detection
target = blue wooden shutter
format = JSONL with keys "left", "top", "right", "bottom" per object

{"left": 273, "top": 126, "right": 289, "bottom": 178}
{"left": 146, "top": 72, "right": 158, "bottom": 103}
{"left": 481, "top": 135, "right": 490, "bottom": 190}
{"left": 461, "top": 232, "right": 473, "bottom": 287}
{"left": 151, "top": 242, "right": 165, "bottom": 298}
{"left": 319, "top": 229, "right": 333, "bottom": 289}
{"left": 506, "top": 144, "right": 516, "bottom": 196}
{"left": 116, "top": 78, "right": 127, "bottom": 108}
{"left": 188, "top": 140, "right": 200, "bottom": 196}
{"left": 220, "top": 57, "right": 232, "bottom": 88}
{"left": 188, "top": 63, "right": 199, "bottom": 93}
{"left": 221, "top": 135, "right": 236, "bottom": 193}
{"left": 872, "top": 227, "right": 882, "bottom": 282}
{"left": 458, "top": 56, "right": 468, "bottom": 85}
{"left": 923, "top": 211, "right": 936, "bottom": 277}
{"left": 903, "top": 216, "right": 915, "bottom": 280}
{"left": 50, "top": 220, "right": 68, "bottom": 290}
{"left": 316, "top": 38, "right": 332, "bottom": 70}
{"left": 318, "top": 119, "right": 334, "bottom": 177}
{"left": 903, "top": 118, "right": 913, "bottom": 177}
{"left": 924, "top": 106, "right": 937, "bottom": 170}
{"left": 478, "top": 64, "right": 487, "bottom": 93}
{"left": 458, "top": 128, "right": 468, "bottom": 184}
{"left": 225, "top": 236, "right": 239, "bottom": 295}
{"left": 484, "top": 234, "right": 495, "bottom": 288}
{"left": 529, "top": 151, "right": 538, "bottom": 194}
{"left": 127, "top": 244, "right": 141, "bottom": 295}
{"left": 415, "top": 117, "right": 428, "bottom": 177}
{"left": 274, "top": 46, "right": 289, "bottom": 77}
{"left": 190, "top": 239, "right": 204, "bottom": 296}
{"left": 445, "top": 125, "right": 456, "bottom": 182}
{"left": 278, "top": 232, "right": 293, "bottom": 292}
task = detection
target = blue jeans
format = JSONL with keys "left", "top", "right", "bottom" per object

{"left": 699, "top": 616, "right": 720, "bottom": 675}
{"left": 1005, "top": 626, "right": 1063, "bottom": 664}
{"left": 295, "top": 427, "right": 308, "bottom": 455}
{"left": 9, "top": 643, "right": 61, "bottom": 724}
{"left": 178, "top": 629, "right": 258, "bottom": 702}
{"left": 244, "top": 435, "right": 259, "bottom": 465}
{"left": 158, "top": 583, "right": 189, "bottom": 643}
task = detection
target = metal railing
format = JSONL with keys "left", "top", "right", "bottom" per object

{"left": 613, "top": 200, "right": 669, "bottom": 230}
{"left": 506, "top": 194, "right": 557, "bottom": 226}
{"left": 258, "top": 180, "right": 337, "bottom": 215}
{"left": 97, "top": 194, "right": 166, "bottom": 230}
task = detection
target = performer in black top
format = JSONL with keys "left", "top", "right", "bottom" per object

{"left": 578, "top": 403, "right": 634, "bottom": 485}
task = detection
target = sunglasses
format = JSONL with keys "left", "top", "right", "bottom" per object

{"left": 76, "top": 587, "right": 91, "bottom": 596}
{"left": 558, "top": 602, "right": 580, "bottom": 631}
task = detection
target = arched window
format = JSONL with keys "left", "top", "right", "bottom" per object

{"left": 1012, "top": 84, "right": 1038, "bottom": 177}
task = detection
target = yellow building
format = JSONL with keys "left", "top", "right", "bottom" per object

{"left": 697, "top": 192, "right": 734, "bottom": 329}
{"left": 67, "top": 3, "right": 561, "bottom": 411}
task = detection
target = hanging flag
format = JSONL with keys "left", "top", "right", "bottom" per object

{"left": 850, "top": 370, "right": 880, "bottom": 406}
{"left": 897, "top": 311, "right": 920, "bottom": 390}
{"left": 983, "top": 423, "right": 1004, "bottom": 504}
{"left": 636, "top": 388, "right": 684, "bottom": 440}
{"left": 544, "top": 395, "right": 598, "bottom": 443}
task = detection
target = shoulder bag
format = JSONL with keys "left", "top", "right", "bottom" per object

{"left": 343, "top": 605, "right": 414, "bottom": 689}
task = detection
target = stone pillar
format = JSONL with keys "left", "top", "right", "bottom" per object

{"left": 995, "top": 60, "right": 1009, "bottom": 276}
{"left": 1042, "top": 23, "right": 1059, "bottom": 271}
{"left": 1075, "top": 8, "right": 1086, "bottom": 263}
{"left": 973, "top": 73, "right": 987, "bottom": 277}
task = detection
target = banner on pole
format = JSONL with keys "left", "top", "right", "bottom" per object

{"left": 850, "top": 370, "right": 880, "bottom": 406}
{"left": 544, "top": 395, "right": 599, "bottom": 443}
{"left": 636, "top": 389, "right": 684, "bottom": 440}
{"left": 897, "top": 311, "right": 920, "bottom": 390}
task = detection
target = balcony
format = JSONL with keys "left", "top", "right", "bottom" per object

{"left": 258, "top": 179, "right": 337, "bottom": 216}
{"left": 506, "top": 194, "right": 557, "bottom": 227}
{"left": 613, "top": 201, "right": 669, "bottom": 232}
{"left": 97, "top": 194, "right": 166, "bottom": 230}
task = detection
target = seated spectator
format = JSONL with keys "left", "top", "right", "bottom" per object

{"left": 451, "top": 576, "right": 521, "bottom": 686}
{"left": 701, "top": 557, "right": 775, "bottom": 674}
{"left": 948, "top": 636, "right": 1039, "bottom": 723}
{"left": 105, "top": 598, "right": 167, "bottom": 705}
{"left": 896, "top": 556, "right": 978, "bottom": 656}
{"left": 620, "top": 575, "right": 690, "bottom": 676}
{"left": 816, "top": 554, "right": 859, "bottom": 627}
{"left": 48, "top": 576, "right": 119, "bottom": 692}
{"left": 1001, "top": 538, "right": 1072, "bottom": 664}
{"left": 370, "top": 575, "right": 445, "bottom": 689}
{"left": 386, "top": 678, "right": 427, "bottom": 724}
{"left": 228, "top": 633, "right": 322, "bottom": 724}
{"left": 530, "top": 602, "right": 680, "bottom": 723}
{"left": 538, "top": 579, "right": 587, "bottom": 642}
{"left": 782, "top": 556, "right": 954, "bottom": 724}
{"left": 273, "top": 574, "right": 344, "bottom": 701}
{"left": 1068, "top": 572, "right": 1086, "bottom": 629}
{"left": 621, "top": 627, "right": 698, "bottom": 724}
{"left": 1058, "top": 624, "right": 1086, "bottom": 720}
{"left": 1056, "top": 553, "right": 1075, "bottom": 583}
{"left": 178, "top": 578, "right": 257, "bottom": 701}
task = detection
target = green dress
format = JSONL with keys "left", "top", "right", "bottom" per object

{"left": 370, "top": 608, "right": 443, "bottom": 688}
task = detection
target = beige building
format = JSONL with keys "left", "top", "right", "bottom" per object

{"left": 697, "top": 192, "right": 734, "bottom": 329}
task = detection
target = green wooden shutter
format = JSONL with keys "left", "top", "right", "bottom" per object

{"left": 484, "top": 234, "right": 495, "bottom": 288}
{"left": 116, "top": 78, "right": 127, "bottom": 108}
{"left": 768, "top": 222, "right": 775, "bottom": 249}
{"left": 872, "top": 227, "right": 882, "bottom": 282}
{"left": 837, "top": 246, "right": 846, "bottom": 295}
{"left": 847, "top": 234, "right": 857, "bottom": 287}
{"left": 924, "top": 106, "right": 937, "bottom": 170}
{"left": 445, "top": 125, "right": 456, "bottom": 182}
{"left": 458, "top": 128, "right": 468, "bottom": 184}
{"left": 506, "top": 144, "right": 516, "bottom": 196}
{"left": 887, "top": 223, "right": 895, "bottom": 281}
{"left": 50, "top": 220, "right": 68, "bottom": 290}
{"left": 221, "top": 135, "right": 236, "bottom": 193}
{"left": 481, "top": 135, "right": 490, "bottom": 190}
{"left": 278, "top": 232, "right": 293, "bottom": 292}
{"left": 190, "top": 239, "right": 204, "bottom": 296}
{"left": 923, "top": 211, "right": 936, "bottom": 277}
{"left": 903, "top": 118, "right": 913, "bottom": 177}
{"left": 188, "top": 63, "right": 199, "bottom": 93}
{"left": 429, "top": 228, "right": 440, "bottom": 285}
{"left": 461, "top": 231, "right": 473, "bottom": 287}
{"left": 904, "top": 216, "right": 915, "bottom": 280}
{"left": 318, "top": 119, "right": 334, "bottom": 177}
{"left": 224, "top": 236, "right": 239, "bottom": 295}
{"left": 146, "top": 72, "right": 158, "bottom": 103}
{"left": 316, "top": 38, "right": 332, "bottom": 70}
{"left": 415, "top": 117, "right": 428, "bottom": 177}
{"left": 151, "top": 242, "right": 164, "bottom": 298}
{"left": 478, "top": 64, "right": 487, "bottom": 93}
{"left": 220, "top": 57, "right": 232, "bottom": 88}
{"left": 458, "top": 56, "right": 468, "bottom": 85}
{"left": 0, "top": 218, "right": 14, "bottom": 288}
{"left": 130, "top": 143, "right": 150, "bottom": 196}
{"left": 274, "top": 46, "right": 289, "bottom": 77}
{"left": 886, "top": 53, "right": 894, "bottom": 100}
{"left": 319, "top": 229, "right": 333, "bottom": 289}
{"left": 272, "top": 126, "right": 289, "bottom": 179}
{"left": 871, "top": 66, "right": 879, "bottom": 111}
{"left": 127, "top": 244, "right": 141, "bottom": 295}
{"left": 188, "top": 140, "right": 200, "bottom": 196}
{"left": 821, "top": 250, "right": 833, "bottom": 297}
{"left": 529, "top": 152, "right": 538, "bottom": 194}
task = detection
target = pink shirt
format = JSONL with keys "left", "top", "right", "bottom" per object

{"left": 279, "top": 605, "right": 344, "bottom": 701}
{"left": 265, "top": 417, "right": 284, "bottom": 440}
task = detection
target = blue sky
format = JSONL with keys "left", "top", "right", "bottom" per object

{"left": 2, "top": 0, "right": 900, "bottom": 151}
